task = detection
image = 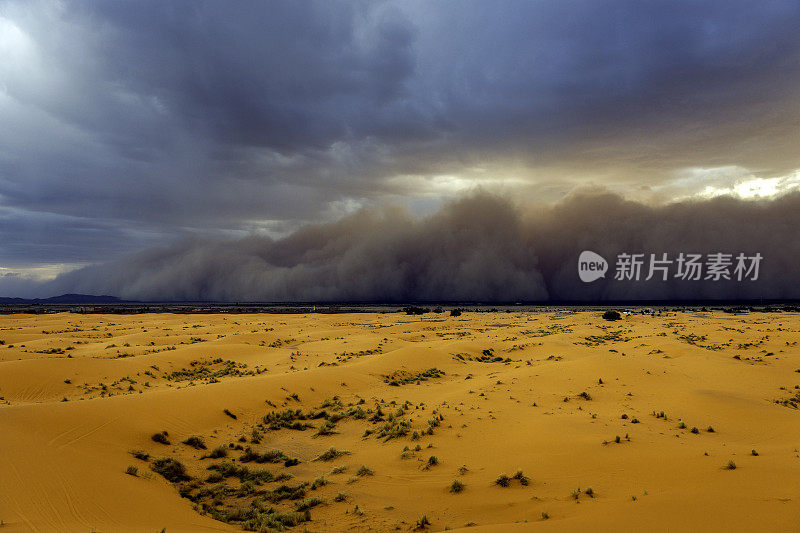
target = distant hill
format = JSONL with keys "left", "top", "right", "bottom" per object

{"left": 0, "top": 294, "right": 127, "bottom": 304}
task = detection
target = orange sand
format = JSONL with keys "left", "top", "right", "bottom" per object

{"left": 1, "top": 310, "right": 799, "bottom": 532}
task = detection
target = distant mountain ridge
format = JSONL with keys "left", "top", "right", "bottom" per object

{"left": 0, "top": 294, "right": 127, "bottom": 304}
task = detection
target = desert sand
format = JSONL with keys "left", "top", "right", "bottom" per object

{"left": 1, "top": 309, "right": 799, "bottom": 532}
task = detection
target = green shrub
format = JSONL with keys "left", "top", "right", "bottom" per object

{"left": 151, "top": 458, "right": 190, "bottom": 482}
{"left": 240, "top": 447, "right": 288, "bottom": 463}
{"left": 295, "top": 497, "right": 323, "bottom": 511}
{"left": 182, "top": 435, "right": 207, "bottom": 449}
{"left": 314, "top": 447, "right": 350, "bottom": 461}
{"left": 205, "top": 445, "right": 228, "bottom": 459}
{"left": 449, "top": 479, "right": 465, "bottom": 493}
{"left": 513, "top": 469, "right": 530, "bottom": 486}
{"left": 495, "top": 474, "right": 511, "bottom": 487}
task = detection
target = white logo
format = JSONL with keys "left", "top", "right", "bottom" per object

{"left": 578, "top": 250, "right": 608, "bottom": 282}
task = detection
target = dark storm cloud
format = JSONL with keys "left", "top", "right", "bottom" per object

{"left": 0, "top": 207, "right": 163, "bottom": 266}
{"left": 10, "top": 190, "right": 798, "bottom": 302}
{"left": 1, "top": 0, "right": 799, "bottom": 279}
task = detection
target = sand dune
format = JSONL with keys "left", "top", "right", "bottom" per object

{"left": 1, "top": 310, "right": 799, "bottom": 532}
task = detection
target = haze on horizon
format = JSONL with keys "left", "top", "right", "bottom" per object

{"left": 1, "top": 1, "right": 799, "bottom": 301}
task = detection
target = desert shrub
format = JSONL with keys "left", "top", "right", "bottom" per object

{"left": 449, "top": 479, "right": 465, "bottom": 493}
{"left": 314, "top": 420, "right": 338, "bottom": 436}
{"left": 206, "top": 462, "right": 276, "bottom": 484}
{"left": 263, "top": 409, "right": 315, "bottom": 431}
{"left": 205, "top": 445, "right": 228, "bottom": 459}
{"left": 151, "top": 431, "right": 170, "bottom": 445}
{"left": 151, "top": 458, "right": 190, "bottom": 482}
{"left": 356, "top": 465, "right": 374, "bottom": 476}
{"left": 240, "top": 447, "right": 288, "bottom": 464}
{"left": 513, "top": 469, "right": 530, "bottom": 486}
{"left": 183, "top": 435, "right": 207, "bottom": 449}
{"left": 130, "top": 450, "right": 150, "bottom": 461}
{"left": 242, "top": 510, "right": 308, "bottom": 531}
{"left": 295, "top": 496, "right": 323, "bottom": 511}
{"left": 495, "top": 474, "right": 511, "bottom": 487}
{"left": 125, "top": 465, "right": 138, "bottom": 476}
{"left": 310, "top": 476, "right": 327, "bottom": 490}
{"left": 264, "top": 483, "right": 308, "bottom": 503}
{"left": 602, "top": 310, "right": 621, "bottom": 321}
{"left": 314, "top": 447, "right": 350, "bottom": 461}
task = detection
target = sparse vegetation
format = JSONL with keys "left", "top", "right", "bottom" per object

{"left": 356, "top": 465, "right": 374, "bottom": 477}
{"left": 151, "top": 431, "right": 170, "bottom": 445}
{"left": 449, "top": 479, "right": 465, "bottom": 493}
{"left": 295, "top": 496, "right": 323, "bottom": 511}
{"left": 384, "top": 367, "right": 444, "bottom": 386}
{"left": 182, "top": 435, "right": 207, "bottom": 449}
{"left": 415, "top": 514, "right": 431, "bottom": 530}
{"left": 151, "top": 458, "right": 190, "bottom": 482}
{"left": 310, "top": 476, "right": 328, "bottom": 490}
{"left": 314, "top": 447, "right": 351, "bottom": 461}
{"left": 130, "top": 450, "right": 149, "bottom": 461}
{"left": 204, "top": 445, "right": 228, "bottom": 459}
{"left": 240, "top": 447, "right": 290, "bottom": 464}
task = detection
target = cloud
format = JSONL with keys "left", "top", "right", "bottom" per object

{"left": 1, "top": 1, "right": 800, "bottom": 275}
{"left": 5, "top": 190, "right": 797, "bottom": 302}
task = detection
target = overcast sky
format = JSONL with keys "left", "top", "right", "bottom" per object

{"left": 1, "top": 0, "right": 799, "bottom": 291}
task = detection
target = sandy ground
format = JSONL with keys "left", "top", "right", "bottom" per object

{"left": 1, "top": 310, "right": 799, "bottom": 532}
